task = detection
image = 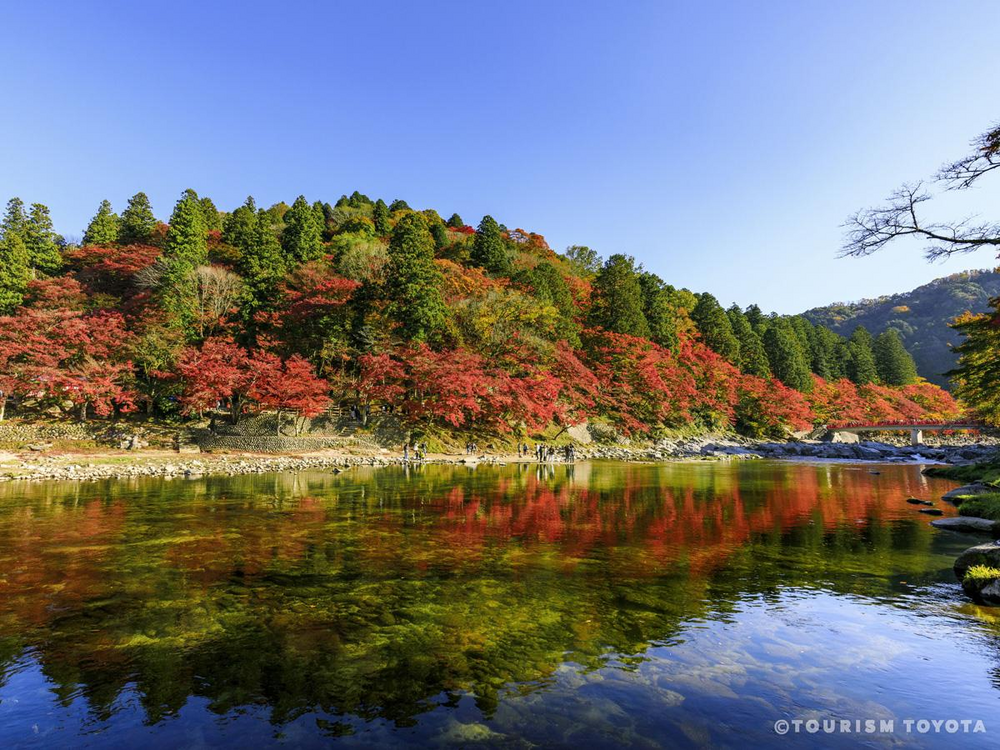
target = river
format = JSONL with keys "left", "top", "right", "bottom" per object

{"left": 0, "top": 460, "right": 996, "bottom": 747}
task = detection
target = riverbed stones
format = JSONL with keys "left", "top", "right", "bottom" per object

{"left": 918, "top": 508, "right": 944, "bottom": 516}
{"left": 954, "top": 541, "right": 1000, "bottom": 579}
{"left": 930, "top": 516, "right": 998, "bottom": 534}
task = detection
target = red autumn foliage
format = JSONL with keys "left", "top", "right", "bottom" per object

{"left": 63, "top": 244, "right": 161, "bottom": 296}
{"left": 176, "top": 337, "right": 251, "bottom": 416}
{"left": 249, "top": 352, "right": 331, "bottom": 419}
{"left": 356, "top": 353, "right": 407, "bottom": 406}
{"left": 0, "top": 302, "right": 136, "bottom": 418}
{"left": 737, "top": 375, "right": 814, "bottom": 435}
{"left": 279, "top": 263, "right": 360, "bottom": 323}
{"left": 176, "top": 337, "right": 329, "bottom": 424}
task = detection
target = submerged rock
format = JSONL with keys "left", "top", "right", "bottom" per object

{"left": 906, "top": 497, "right": 934, "bottom": 506}
{"left": 918, "top": 508, "right": 944, "bottom": 516}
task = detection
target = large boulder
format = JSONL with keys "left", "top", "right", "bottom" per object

{"left": 827, "top": 431, "right": 860, "bottom": 444}
{"left": 954, "top": 541, "right": 1000, "bottom": 579}
{"left": 931, "top": 516, "right": 998, "bottom": 534}
{"left": 962, "top": 576, "right": 1000, "bottom": 605}
{"left": 942, "top": 484, "right": 994, "bottom": 504}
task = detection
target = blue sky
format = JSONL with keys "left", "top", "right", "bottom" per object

{"left": 2, "top": 1, "right": 998, "bottom": 313}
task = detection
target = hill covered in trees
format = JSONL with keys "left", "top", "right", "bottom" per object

{"left": 802, "top": 270, "right": 1000, "bottom": 389}
{"left": 0, "top": 190, "right": 960, "bottom": 440}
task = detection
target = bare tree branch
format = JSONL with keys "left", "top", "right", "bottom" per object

{"left": 841, "top": 121, "right": 1000, "bottom": 260}
{"left": 936, "top": 123, "right": 1000, "bottom": 190}
{"left": 841, "top": 181, "right": 1000, "bottom": 259}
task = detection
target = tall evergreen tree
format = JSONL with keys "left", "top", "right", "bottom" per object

{"left": 119, "top": 191, "right": 158, "bottom": 245}
{"left": 830, "top": 339, "right": 853, "bottom": 381}
{"left": 873, "top": 329, "right": 918, "bottom": 385}
{"left": 808, "top": 325, "right": 837, "bottom": 380}
{"left": 1, "top": 198, "right": 28, "bottom": 240}
{"left": 385, "top": 213, "right": 447, "bottom": 341}
{"left": 728, "top": 304, "right": 770, "bottom": 377}
{"left": 846, "top": 326, "right": 879, "bottom": 384}
{"left": 763, "top": 319, "right": 813, "bottom": 391}
{"left": 24, "top": 203, "right": 62, "bottom": 275}
{"left": 282, "top": 195, "right": 324, "bottom": 264}
{"left": 225, "top": 196, "right": 285, "bottom": 312}
{"left": 388, "top": 199, "right": 410, "bottom": 212}
{"left": 587, "top": 254, "right": 650, "bottom": 337}
{"left": 160, "top": 191, "right": 208, "bottom": 325}
{"left": 639, "top": 272, "right": 679, "bottom": 351}
{"left": 83, "top": 200, "right": 121, "bottom": 246}
{"left": 787, "top": 316, "right": 815, "bottom": 359}
{"left": 238, "top": 209, "right": 286, "bottom": 314}
{"left": 199, "top": 196, "right": 222, "bottom": 232}
{"left": 691, "top": 293, "right": 740, "bottom": 362}
{"left": 373, "top": 199, "right": 391, "bottom": 235}
{"left": 744, "top": 303, "right": 766, "bottom": 331}
{"left": 430, "top": 222, "right": 449, "bottom": 250}
{"left": 164, "top": 191, "right": 208, "bottom": 270}
{"left": 470, "top": 215, "right": 512, "bottom": 275}
{"left": 222, "top": 196, "right": 258, "bottom": 251}
{"left": 0, "top": 233, "right": 30, "bottom": 313}
{"left": 312, "top": 201, "right": 328, "bottom": 240}
{"left": 446, "top": 213, "right": 464, "bottom": 228}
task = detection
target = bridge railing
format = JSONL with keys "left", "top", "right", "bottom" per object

{"left": 827, "top": 419, "right": 984, "bottom": 430}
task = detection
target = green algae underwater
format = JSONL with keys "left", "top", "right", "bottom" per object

{"left": 1, "top": 460, "right": 999, "bottom": 748}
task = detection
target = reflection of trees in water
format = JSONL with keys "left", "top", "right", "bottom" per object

{"left": 0, "top": 463, "right": 967, "bottom": 727}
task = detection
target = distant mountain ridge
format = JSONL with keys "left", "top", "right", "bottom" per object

{"left": 802, "top": 269, "right": 1000, "bottom": 388}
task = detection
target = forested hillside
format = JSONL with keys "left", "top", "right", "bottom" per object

{"left": 803, "top": 270, "right": 1000, "bottom": 388}
{"left": 0, "top": 190, "right": 960, "bottom": 439}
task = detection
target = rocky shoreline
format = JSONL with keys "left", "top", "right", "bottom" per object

{"left": 581, "top": 435, "right": 997, "bottom": 465}
{"left": 0, "top": 434, "right": 996, "bottom": 483}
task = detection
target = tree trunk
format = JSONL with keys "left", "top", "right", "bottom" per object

{"left": 230, "top": 397, "right": 240, "bottom": 425}
{"left": 275, "top": 410, "right": 283, "bottom": 436}
{"left": 0, "top": 396, "right": 5, "bottom": 422}
{"left": 80, "top": 401, "right": 88, "bottom": 422}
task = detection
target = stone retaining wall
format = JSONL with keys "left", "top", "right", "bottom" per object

{"left": 197, "top": 434, "right": 366, "bottom": 453}
{"left": 0, "top": 422, "right": 95, "bottom": 442}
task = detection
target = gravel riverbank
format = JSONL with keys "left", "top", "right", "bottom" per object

{"left": 0, "top": 434, "right": 995, "bottom": 483}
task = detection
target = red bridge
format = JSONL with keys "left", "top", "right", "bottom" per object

{"left": 826, "top": 420, "right": 985, "bottom": 446}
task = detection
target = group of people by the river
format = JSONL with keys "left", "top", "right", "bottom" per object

{"left": 518, "top": 442, "right": 576, "bottom": 463}
{"left": 402, "top": 442, "right": 428, "bottom": 461}
{"left": 408, "top": 441, "right": 576, "bottom": 462}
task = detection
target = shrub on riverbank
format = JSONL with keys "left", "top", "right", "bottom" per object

{"left": 925, "top": 458, "right": 1000, "bottom": 486}
{"left": 963, "top": 565, "right": 1000, "bottom": 584}
{"left": 959, "top": 494, "right": 1000, "bottom": 521}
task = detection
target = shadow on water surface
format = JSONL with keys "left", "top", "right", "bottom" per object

{"left": 0, "top": 461, "right": 998, "bottom": 747}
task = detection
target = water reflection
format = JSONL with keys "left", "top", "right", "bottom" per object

{"left": 0, "top": 461, "right": 996, "bottom": 747}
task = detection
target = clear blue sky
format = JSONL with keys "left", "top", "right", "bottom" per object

{"left": 2, "top": 1, "right": 998, "bottom": 313}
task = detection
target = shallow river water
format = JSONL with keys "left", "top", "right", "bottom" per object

{"left": 0, "top": 460, "right": 998, "bottom": 748}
